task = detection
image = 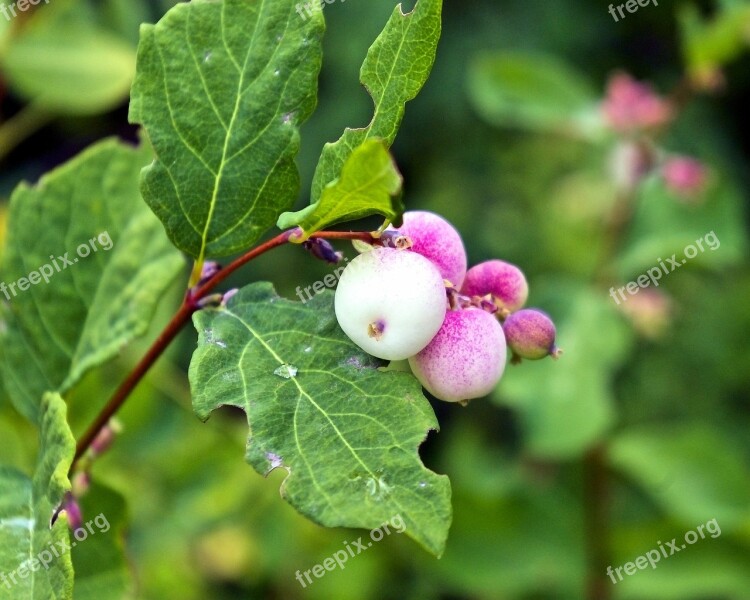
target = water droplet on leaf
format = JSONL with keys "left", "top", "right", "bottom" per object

{"left": 274, "top": 364, "right": 298, "bottom": 379}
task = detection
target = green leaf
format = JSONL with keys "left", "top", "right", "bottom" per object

{"left": 0, "top": 393, "right": 75, "bottom": 600}
{"left": 309, "top": 0, "right": 442, "bottom": 204}
{"left": 609, "top": 423, "right": 750, "bottom": 529}
{"left": 493, "top": 284, "right": 633, "bottom": 459}
{"left": 467, "top": 52, "right": 601, "bottom": 138}
{"left": 277, "top": 139, "right": 403, "bottom": 238}
{"left": 189, "top": 282, "right": 452, "bottom": 556}
{"left": 610, "top": 519, "right": 750, "bottom": 599}
{"left": 616, "top": 175, "right": 747, "bottom": 279}
{"left": 0, "top": 138, "right": 184, "bottom": 424}
{"left": 0, "top": 5, "right": 135, "bottom": 115}
{"left": 679, "top": 3, "right": 750, "bottom": 79}
{"left": 129, "top": 0, "right": 325, "bottom": 261}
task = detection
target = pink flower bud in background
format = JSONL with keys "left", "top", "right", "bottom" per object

{"left": 661, "top": 156, "right": 708, "bottom": 198}
{"left": 617, "top": 288, "right": 672, "bottom": 339}
{"left": 602, "top": 72, "right": 673, "bottom": 132}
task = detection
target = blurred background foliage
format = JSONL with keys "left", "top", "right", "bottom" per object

{"left": 0, "top": 0, "right": 749, "bottom": 598}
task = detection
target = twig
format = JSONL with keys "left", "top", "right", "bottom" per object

{"left": 70, "top": 228, "right": 376, "bottom": 471}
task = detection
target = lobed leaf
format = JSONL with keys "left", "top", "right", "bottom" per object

{"left": 0, "top": 138, "right": 184, "bottom": 424}
{"left": 129, "top": 0, "right": 325, "bottom": 261}
{"left": 189, "top": 282, "right": 452, "bottom": 556}
{"left": 309, "top": 0, "right": 442, "bottom": 204}
{"left": 277, "top": 139, "right": 403, "bottom": 239}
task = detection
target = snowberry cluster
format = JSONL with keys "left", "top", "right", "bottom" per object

{"left": 334, "top": 211, "right": 560, "bottom": 404}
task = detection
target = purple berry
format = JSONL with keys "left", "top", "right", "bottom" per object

{"left": 503, "top": 308, "right": 560, "bottom": 361}
{"left": 461, "top": 260, "right": 529, "bottom": 313}
{"left": 388, "top": 211, "right": 468, "bottom": 288}
{"left": 408, "top": 308, "right": 507, "bottom": 403}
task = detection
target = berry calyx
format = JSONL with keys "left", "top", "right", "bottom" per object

{"left": 387, "top": 210, "right": 468, "bottom": 288}
{"left": 408, "top": 308, "right": 507, "bottom": 403}
{"left": 460, "top": 259, "right": 529, "bottom": 314}
{"left": 502, "top": 308, "right": 560, "bottom": 362}
{"left": 334, "top": 247, "right": 446, "bottom": 361}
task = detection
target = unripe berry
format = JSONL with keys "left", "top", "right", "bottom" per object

{"left": 461, "top": 260, "right": 528, "bottom": 313}
{"left": 408, "top": 308, "right": 507, "bottom": 403}
{"left": 334, "top": 247, "right": 446, "bottom": 361}
{"left": 387, "top": 211, "right": 467, "bottom": 288}
{"left": 503, "top": 308, "right": 560, "bottom": 361}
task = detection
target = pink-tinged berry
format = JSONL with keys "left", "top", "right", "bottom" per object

{"left": 503, "top": 308, "right": 560, "bottom": 362}
{"left": 408, "top": 308, "right": 507, "bottom": 403}
{"left": 602, "top": 72, "right": 673, "bottom": 132}
{"left": 661, "top": 156, "right": 707, "bottom": 197}
{"left": 335, "top": 247, "right": 446, "bottom": 361}
{"left": 461, "top": 260, "right": 529, "bottom": 313}
{"left": 387, "top": 210, "right": 468, "bottom": 288}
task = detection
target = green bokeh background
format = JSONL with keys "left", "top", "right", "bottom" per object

{"left": 0, "top": 0, "right": 749, "bottom": 598}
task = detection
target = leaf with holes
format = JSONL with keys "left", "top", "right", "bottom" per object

{"left": 0, "top": 393, "right": 75, "bottom": 600}
{"left": 189, "top": 282, "right": 452, "bottom": 556}
{"left": 0, "top": 138, "right": 183, "bottom": 424}
{"left": 309, "top": 0, "right": 441, "bottom": 204}
{"left": 129, "top": 0, "right": 324, "bottom": 263}
{"left": 277, "top": 139, "right": 403, "bottom": 239}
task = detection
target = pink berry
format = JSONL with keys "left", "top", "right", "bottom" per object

{"left": 388, "top": 211, "right": 467, "bottom": 288}
{"left": 503, "top": 308, "right": 559, "bottom": 361}
{"left": 661, "top": 156, "right": 707, "bottom": 197}
{"left": 460, "top": 260, "right": 528, "bottom": 313}
{"left": 408, "top": 308, "right": 507, "bottom": 403}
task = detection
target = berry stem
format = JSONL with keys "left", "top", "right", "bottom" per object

{"left": 70, "top": 228, "right": 377, "bottom": 473}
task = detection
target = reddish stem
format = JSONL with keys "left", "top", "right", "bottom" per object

{"left": 71, "top": 228, "right": 376, "bottom": 471}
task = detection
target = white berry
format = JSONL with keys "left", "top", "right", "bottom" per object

{"left": 334, "top": 247, "right": 446, "bottom": 360}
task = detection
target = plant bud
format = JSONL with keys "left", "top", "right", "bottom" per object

{"left": 302, "top": 238, "right": 344, "bottom": 264}
{"left": 90, "top": 419, "right": 122, "bottom": 457}
{"left": 503, "top": 308, "right": 561, "bottom": 362}
{"left": 61, "top": 492, "right": 83, "bottom": 532}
